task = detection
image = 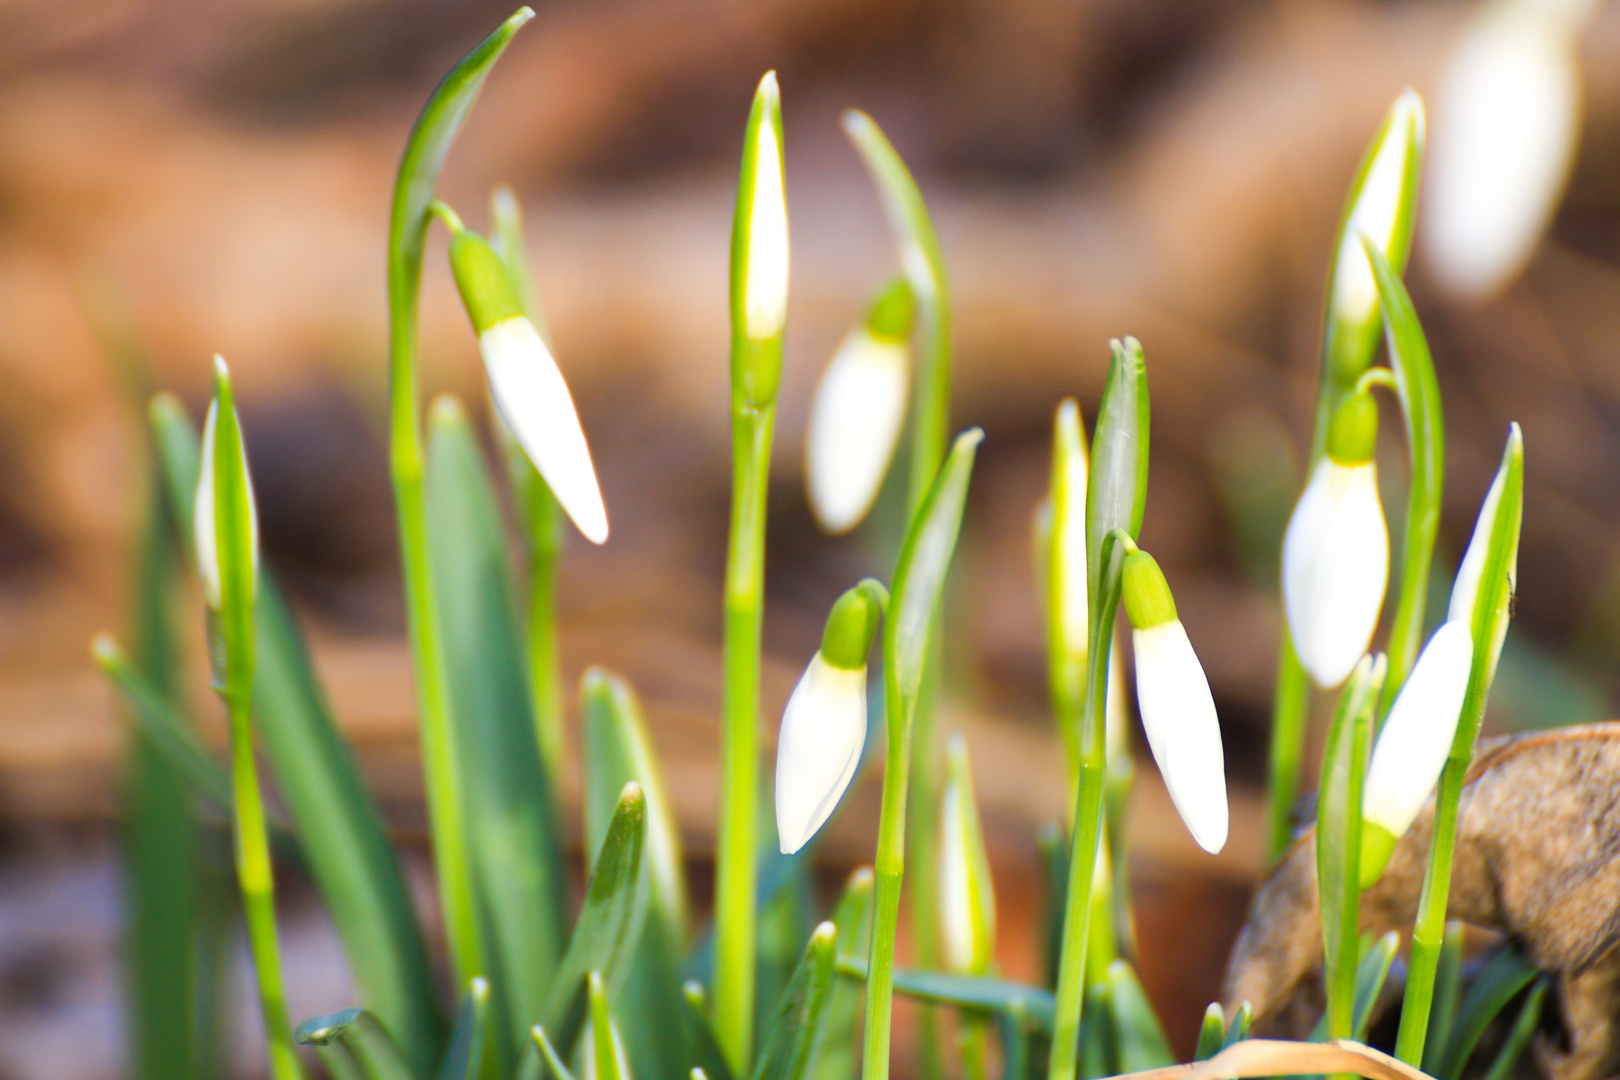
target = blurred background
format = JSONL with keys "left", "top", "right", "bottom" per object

{"left": 2, "top": 0, "right": 1620, "bottom": 1075}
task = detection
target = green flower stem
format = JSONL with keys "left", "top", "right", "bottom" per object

{"left": 1394, "top": 429, "right": 1522, "bottom": 1065}
{"left": 715, "top": 402, "right": 773, "bottom": 1073}
{"left": 1048, "top": 529, "right": 1133, "bottom": 1080}
{"left": 384, "top": 9, "right": 532, "bottom": 987}
{"left": 959, "top": 1019, "right": 988, "bottom": 1080}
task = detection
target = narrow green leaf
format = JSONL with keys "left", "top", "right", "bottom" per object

{"left": 1105, "top": 961, "right": 1174, "bottom": 1072}
{"left": 427, "top": 395, "right": 569, "bottom": 1064}
{"left": 1317, "top": 654, "right": 1385, "bottom": 1045}
{"left": 836, "top": 958, "right": 1057, "bottom": 1032}
{"left": 531, "top": 1026, "right": 577, "bottom": 1080}
{"left": 539, "top": 783, "right": 648, "bottom": 1055}
{"left": 1077, "top": 991, "right": 1114, "bottom": 1080}
{"left": 808, "top": 868, "right": 874, "bottom": 1080}
{"left": 682, "top": 983, "right": 735, "bottom": 1080}
{"left": 999, "top": 1001, "right": 1032, "bottom": 1080}
{"left": 1421, "top": 923, "right": 1466, "bottom": 1075}
{"left": 749, "top": 923, "right": 839, "bottom": 1080}
{"left": 754, "top": 864, "right": 815, "bottom": 1062}
{"left": 587, "top": 972, "right": 626, "bottom": 1080}
{"left": 1438, "top": 945, "right": 1539, "bottom": 1080}
{"left": 1309, "top": 932, "right": 1399, "bottom": 1043}
{"left": 1085, "top": 338, "right": 1150, "bottom": 629}
{"left": 437, "top": 979, "right": 490, "bottom": 1080}
{"left": 298, "top": 1009, "right": 416, "bottom": 1080}
{"left": 1478, "top": 980, "right": 1547, "bottom": 1080}
{"left": 1195, "top": 1005, "right": 1225, "bottom": 1062}
{"left": 1036, "top": 826, "right": 1067, "bottom": 992}
{"left": 149, "top": 397, "right": 443, "bottom": 1072}
{"left": 1222, "top": 1001, "right": 1252, "bottom": 1049}
{"left": 1363, "top": 237, "right": 1444, "bottom": 711}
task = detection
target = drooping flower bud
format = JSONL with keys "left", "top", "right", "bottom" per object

{"left": 1425, "top": 0, "right": 1593, "bottom": 299}
{"left": 1121, "top": 550, "right": 1228, "bottom": 854}
{"left": 195, "top": 355, "right": 259, "bottom": 611}
{"left": 1282, "top": 391, "right": 1389, "bottom": 688}
{"left": 805, "top": 278, "right": 915, "bottom": 534}
{"left": 448, "top": 227, "right": 609, "bottom": 545}
{"left": 775, "top": 579, "right": 887, "bottom": 854}
{"left": 1359, "top": 619, "right": 1474, "bottom": 887}
{"left": 938, "top": 734, "right": 995, "bottom": 975}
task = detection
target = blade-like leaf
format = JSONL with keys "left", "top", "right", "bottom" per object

{"left": 682, "top": 982, "right": 736, "bottom": 1080}
{"left": 297, "top": 1008, "right": 416, "bottom": 1080}
{"left": 749, "top": 923, "right": 839, "bottom": 1080}
{"left": 808, "top": 868, "right": 874, "bottom": 1080}
{"left": 1310, "top": 933, "right": 1399, "bottom": 1043}
{"left": 837, "top": 958, "right": 1057, "bottom": 1033}
{"left": 1437, "top": 945, "right": 1538, "bottom": 1080}
{"left": 437, "top": 979, "right": 490, "bottom": 1080}
{"left": 1478, "top": 980, "right": 1547, "bottom": 1080}
{"left": 1085, "top": 338, "right": 1150, "bottom": 629}
{"left": 1222, "top": 1002, "right": 1252, "bottom": 1049}
{"left": 1363, "top": 237, "right": 1444, "bottom": 711}
{"left": 587, "top": 972, "right": 625, "bottom": 1080}
{"left": 427, "top": 396, "right": 569, "bottom": 1063}
{"left": 531, "top": 1026, "right": 577, "bottom": 1080}
{"left": 1195, "top": 1005, "right": 1225, "bottom": 1062}
{"left": 1107, "top": 962, "right": 1174, "bottom": 1072}
{"left": 1420, "top": 923, "right": 1466, "bottom": 1075}
{"left": 150, "top": 398, "right": 443, "bottom": 1072}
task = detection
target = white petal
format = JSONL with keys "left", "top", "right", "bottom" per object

{"left": 1449, "top": 464, "right": 1508, "bottom": 629}
{"left": 1132, "top": 621, "right": 1228, "bottom": 854}
{"left": 1105, "top": 633, "right": 1129, "bottom": 763}
{"left": 938, "top": 777, "right": 974, "bottom": 973}
{"left": 1363, "top": 620, "right": 1474, "bottom": 838}
{"left": 1424, "top": 3, "right": 1582, "bottom": 298}
{"left": 480, "top": 317, "right": 609, "bottom": 544}
{"left": 805, "top": 330, "right": 909, "bottom": 533}
{"left": 744, "top": 78, "right": 789, "bottom": 340}
{"left": 1283, "top": 460, "right": 1389, "bottom": 688}
{"left": 774, "top": 653, "right": 867, "bottom": 854}
{"left": 195, "top": 400, "right": 221, "bottom": 609}
{"left": 1332, "top": 91, "right": 1424, "bottom": 327}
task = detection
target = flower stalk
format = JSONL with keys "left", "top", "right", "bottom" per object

{"left": 715, "top": 71, "right": 788, "bottom": 1075}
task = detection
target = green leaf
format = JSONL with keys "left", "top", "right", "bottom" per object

{"left": 1222, "top": 1001, "right": 1252, "bottom": 1049}
{"left": 682, "top": 983, "right": 735, "bottom": 1080}
{"left": 754, "top": 863, "right": 816, "bottom": 1061}
{"left": 1309, "top": 932, "right": 1399, "bottom": 1043}
{"left": 587, "top": 972, "right": 627, "bottom": 1080}
{"left": 580, "top": 668, "right": 690, "bottom": 1080}
{"left": 1316, "top": 653, "right": 1385, "bottom": 1044}
{"left": 836, "top": 958, "right": 1057, "bottom": 1033}
{"left": 530, "top": 1026, "right": 577, "bottom": 1080}
{"left": 1421, "top": 923, "right": 1466, "bottom": 1075}
{"left": 1479, "top": 979, "right": 1547, "bottom": 1080}
{"left": 1036, "top": 826, "right": 1067, "bottom": 992}
{"left": 148, "top": 397, "right": 443, "bottom": 1073}
{"left": 1437, "top": 945, "right": 1539, "bottom": 1080}
{"left": 1085, "top": 338, "right": 1150, "bottom": 630}
{"left": 427, "top": 396, "right": 570, "bottom": 1064}
{"left": 437, "top": 979, "right": 490, "bottom": 1080}
{"left": 808, "top": 868, "right": 874, "bottom": 1080}
{"left": 540, "top": 783, "right": 648, "bottom": 1055}
{"left": 297, "top": 1008, "right": 417, "bottom": 1080}
{"left": 749, "top": 923, "right": 839, "bottom": 1080}
{"left": 1195, "top": 1005, "right": 1225, "bottom": 1062}
{"left": 1105, "top": 961, "right": 1173, "bottom": 1072}
{"left": 1363, "top": 237, "right": 1445, "bottom": 711}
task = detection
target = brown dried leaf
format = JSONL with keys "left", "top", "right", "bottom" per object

{"left": 1224, "top": 725, "right": 1620, "bottom": 1080}
{"left": 1095, "top": 1038, "right": 1433, "bottom": 1080}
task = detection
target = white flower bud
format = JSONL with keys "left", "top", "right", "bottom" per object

{"left": 1282, "top": 458, "right": 1389, "bottom": 688}
{"left": 743, "top": 73, "right": 789, "bottom": 341}
{"left": 1361, "top": 620, "right": 1474, "bottom": 884}
{"left": 1448, "top": 448, "right": 1518, "bottom": 685}
{"left": 774, "top": 652, "right": 866, "bottom": 854}
{"left": 194, "top": 357, "right": 259, "bottom": 611}
{"left": 938, "top": 735, "right": 995, "bottom": 975}
{"left": 805, "top": 327, "right": 909, "bottom": 534}
{"left": 1425, "top": 0, "right": 1586, "bottom": 298}
{"left": 1131, "top": 620, "right": 1228, "bottom": 854}
{"left": 479, "top": 316, "right": 608, "bottom": 545}
{"left": 1331, "top": 91, "right": 1424, "bottom": 329}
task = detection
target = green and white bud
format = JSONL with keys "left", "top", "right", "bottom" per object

{"left": 742, "top": 73, "right": 788, "bottom": 343}
{"left": 938, "top": 735, "right": 995, "bottom": 975}
{"left": 805, "top": 278, "right": 915, "bottom": 534}
{"left": 1330, "top": 91, "right": 1425, "bottom": 339}
{"left": 775, "top": 580, "right": 887, "bottom": 854}
{"left": 1425, "top": 0, "right": 1593, "bottom": 298}
{"left": 449, "top": 228, "right": 608, "bottom": 545}
{"left": 1122, "top": 551, "right": 1228, "bottom": 854}
{"left": 195, "top": 355, "right": 258, "bottom": 611}
{"left": 1449, "top": 426, "right": 1522, "bottom": 685}
{"left": 1282, "top": 392, "right": 1388, "bottom": 688}
{"left": 1359, "top": 619, "right": 1474, "bottom": 887}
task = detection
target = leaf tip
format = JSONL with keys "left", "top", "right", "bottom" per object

{"left": 90, "top": 632, "right": 120, "bottom": 668}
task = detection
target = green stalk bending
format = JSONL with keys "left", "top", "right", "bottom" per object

{"left": 1394, "top": 428, "right": 1522, "bottom": 1065}
{"left": 384, "top": 8, "right": 533, "bottom": 985}
{"left": 1047, "top": 529, "right": 1132, "bottom": 1080}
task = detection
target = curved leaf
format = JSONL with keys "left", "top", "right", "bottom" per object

{"left": 1107, "top": 961, "right": 1174, "bottom": 1072}
{"left": 297, "top": 1008, "right": 416, "bottom": 1080}
{"left": 437, "top": 979, "right": 490, "bottom": 1080}
{"left": 749, "top": 923, "right": 839, "bottom": 1080}
{"left": 1437, "top": 945, "right": 1538, "bottom": 1080}
{"left": 1085, "top": 338, "right": 1149, "bottom": 627}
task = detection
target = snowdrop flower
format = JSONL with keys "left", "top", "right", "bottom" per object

{"left": 1330, "top": 91, "right": 1425, "bottom": 334}
{"left": 1448, "top": 433, "right": 1521, "bottom": 683}
{"left": 805, "top": 279, "right": 915, "bottom": 534}
{"left": 448, "top": 227, "right": 608, "bottom": 544}
{"left": 741, "top": 73, "right": 789, "bottom": 343}
{"left": 1121, "top": 549, "right": 1228, "bottom": 854}
{"left": 1425, "top": 0, "right": 1595, "bottom": 299}
{"left": 1360, "top": 620, "right": 1475, "bottom": 886}
{"left": 938, "top": 735, "right": 995, "bottom": 975}
{"left": 1283, "top": 391, "right": 1389, "bottom": 688}
{"left": 775, "top": 580, "right": 887, "bottom": 854}
{"left": 195, "top": 355, "right": 258, "bottom": 611}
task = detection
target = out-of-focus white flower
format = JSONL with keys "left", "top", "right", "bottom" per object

{"left": 1360, "top": 620, "right": 1474, "bottom": 886}
{"left": 1122, "top": 550, "right": 1228, "bottom": 854}
{"left": 1331, "top": 91, "right": 1425, "bottom": 330}
{"left": 449, "top": 230, "right": 608, "bottom": 545}
{"left": 938, "top": 735, "right": 995, "bottom": 975}
{"left": 805, "top": 319, "right": 910, "bottom": 533}
{"left": 1425, "top": 0, "right": 1594, "bottom": 299}
{"left": 1283, "top": 392, "right": 1388, "bottom": 688}
{"left": 195, "top": 355, "right": 259, "bottom": 611}
{"left": 743, "top": 73, "right": 789, "bottom": 341}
